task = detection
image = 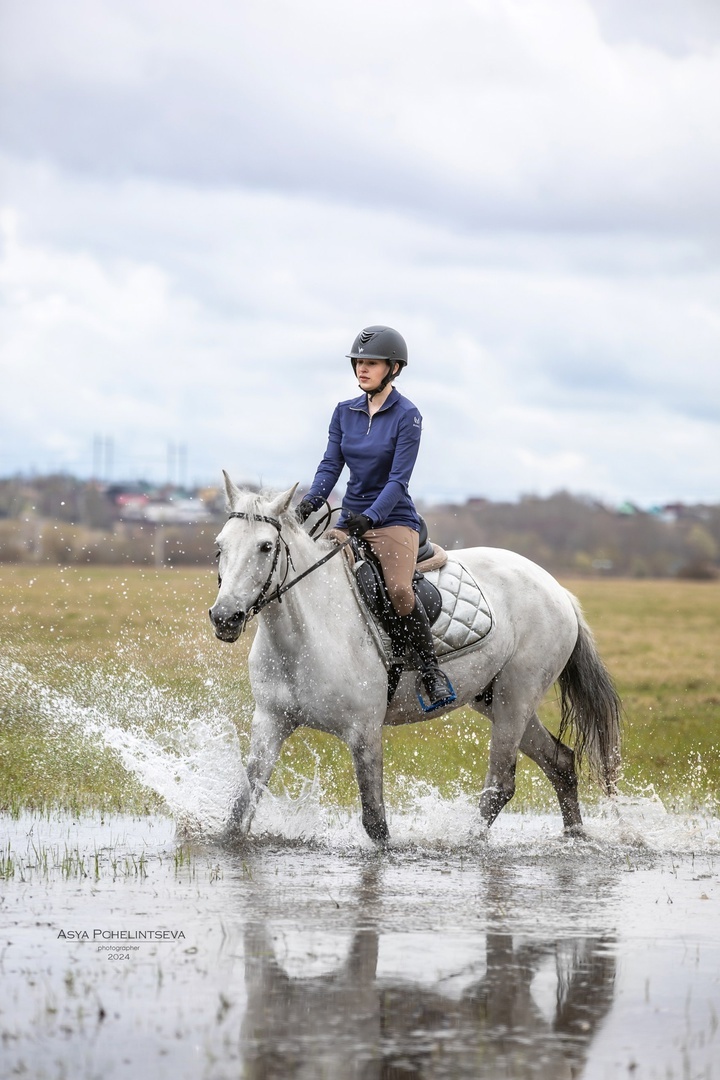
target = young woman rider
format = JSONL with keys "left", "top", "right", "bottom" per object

{"left": 295, "top": 325, "right": 456, "bottom": 712}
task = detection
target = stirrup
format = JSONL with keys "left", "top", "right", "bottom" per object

{"left": 415, "top": 670, "right": 457, "bottom": 713}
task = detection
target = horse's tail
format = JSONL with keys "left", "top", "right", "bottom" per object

{"left": 558, "top": 594, "right": 622, "bottom": 794}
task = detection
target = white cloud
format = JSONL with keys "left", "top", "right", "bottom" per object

{"left": 2, "top": 0, "right": 720, "bottom": 230}
{"left": 590, "top": 0, "right": 720, "bottom": 55}
{"left": 0, "top": 0, "right": 719, "bottom": 503}
{"left": 1, "top": 162, "right": 719, "bottom": 502}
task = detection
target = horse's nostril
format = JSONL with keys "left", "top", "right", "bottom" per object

{"left": 210, "top": 606, "right": 244, "bottom": 630}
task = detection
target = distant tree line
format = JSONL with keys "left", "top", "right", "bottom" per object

{"left": 0, "top": 474, "right": 717, "bottom": 578}
{"left": 421, "top": 492, "right": 719, "bottom": 579}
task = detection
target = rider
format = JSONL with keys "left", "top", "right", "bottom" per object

{"left": 296, "top": 325, "right": 456, "bottom": 711}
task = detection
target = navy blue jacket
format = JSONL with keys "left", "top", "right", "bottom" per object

{"left": 306, "top": 388, "right": 422, "bottom": 530}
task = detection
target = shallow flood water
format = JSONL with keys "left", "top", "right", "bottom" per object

{"left": 1, "top": 798, "right": 719, "bottom": 1079}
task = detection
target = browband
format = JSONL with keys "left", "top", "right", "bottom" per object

{"left": 227, "top": 512, "right": 281, "bottom": 530}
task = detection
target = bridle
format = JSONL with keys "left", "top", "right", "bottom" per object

{"left": 225, "top": 510, "right": 351, "bottom": 628}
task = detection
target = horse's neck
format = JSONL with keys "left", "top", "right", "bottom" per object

{"left": 263, "top": 533, "right": 360, "bottom": 642}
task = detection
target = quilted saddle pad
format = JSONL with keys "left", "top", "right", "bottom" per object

{"left": 425, "top": 559, "right": 493, "bottom": 658}
{"left": 357, "top": 557, "right": 493, "bottom": 669}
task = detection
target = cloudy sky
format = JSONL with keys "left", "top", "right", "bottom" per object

{"left": 1, "top": 0, "right": 719, "bottom": 505}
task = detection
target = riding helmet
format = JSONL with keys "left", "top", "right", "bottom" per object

{"left": 347, "top": 326, "right": 408, "bottom": 368}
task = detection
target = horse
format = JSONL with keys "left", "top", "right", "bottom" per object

{"left": 209, "top": 473, "right": 621, "bottom": 844}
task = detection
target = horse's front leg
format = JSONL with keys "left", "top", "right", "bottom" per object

{"left": 226, "top": 709, "right": 292, "bottom": 840}
{"left": 347, "top": 724, "right": 389, "bottom": 847}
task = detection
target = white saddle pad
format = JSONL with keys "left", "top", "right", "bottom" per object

{"left": 425, "top": 559, "right": 493, "bottom": 658}
{"left": 356, "top": 557, "right": 493, "bottom": 669}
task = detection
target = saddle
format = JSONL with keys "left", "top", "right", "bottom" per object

{"left": 352, "top": 518, "right": 443, "bottom": 631}
{"left": 350, "top": 519, "right": 494, "bottom": 702}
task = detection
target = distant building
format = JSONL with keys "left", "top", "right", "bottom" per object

{"left": 142, "top": 499, "right": 213, "bottom": 524}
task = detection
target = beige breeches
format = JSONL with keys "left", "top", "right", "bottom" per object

{"left": 336, "top": 525, "right": 419, "bottom": 616}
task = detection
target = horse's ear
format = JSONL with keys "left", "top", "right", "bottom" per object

{"left": 222, "top": 470, "right": 242, "bottom": 511}
{"left": 266, "top": 483, "right": 299, "bottom": 519}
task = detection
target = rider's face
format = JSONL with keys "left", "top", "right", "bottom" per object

{"left": 355, "top": 358, "right": 396, "bottom": 392}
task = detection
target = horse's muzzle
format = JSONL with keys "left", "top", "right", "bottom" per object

{"left": 208, "top": 605, "right": 246, "bottom": 642}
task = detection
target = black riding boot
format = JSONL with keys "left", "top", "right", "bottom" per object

{"left": 402, "top": 602, "right": 456, "bottom": 711}
{"left": 384, "top": 609, "right": 408, "bottom": 704}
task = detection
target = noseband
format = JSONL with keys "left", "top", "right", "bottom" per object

{"left": 225, "top": 511, "right": 351, "bottom": 628}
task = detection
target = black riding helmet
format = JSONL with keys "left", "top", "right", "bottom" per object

{"left": 347, "top": 325, "right": 407, "bottom": 397}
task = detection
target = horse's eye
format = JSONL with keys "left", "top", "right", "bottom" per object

{"left": 215, "top": 550, "right": 220, "bottom": 560}
{"left": 259, "top": 541, "right": 273, "bottom": 554}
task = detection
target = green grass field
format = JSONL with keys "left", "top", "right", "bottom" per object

{"left": 0, "top": 565, "right": 718, "bottom": 817}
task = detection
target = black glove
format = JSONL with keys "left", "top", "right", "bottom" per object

{"left": 346, "top": 512, "right": 374, "bottom": 538}
{"left": 295, "top": 499, "right": 316, "bottom": 524}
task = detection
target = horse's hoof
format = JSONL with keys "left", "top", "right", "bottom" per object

{"left": 364, "top": 820, "right": 390, "bottom": 848}
{"left": 563, "top": 823, "right": 588, "bottom": 840}
{"left": 220, "top": 819, "right": 251, "bottom": 848}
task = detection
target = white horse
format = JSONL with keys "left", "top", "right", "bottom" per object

{"left": 209, "top": 474, "right": 621, "bottom": 844}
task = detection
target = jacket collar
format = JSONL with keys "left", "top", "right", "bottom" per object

{"left": 348, "top": 387, "right": 400, "bottom": 415}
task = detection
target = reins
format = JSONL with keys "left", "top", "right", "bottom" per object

{"left": 226, "top": 510, "right": 351, "bottom": 627}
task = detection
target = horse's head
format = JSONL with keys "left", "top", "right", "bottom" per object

{"left": 209, "top": 471, "right": 299, "bottom": 642}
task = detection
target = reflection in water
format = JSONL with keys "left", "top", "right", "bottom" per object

{"left": 239, "top": 863, "right": 616, "bottom": 1079}
{"left": 3, "top": 810, "right": 717, "bottom": 1078}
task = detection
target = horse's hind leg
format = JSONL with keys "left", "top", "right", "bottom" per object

{"left": 473, "top": 675, "right": 530, "bottom": 827}
{"left": 519, "top": 713, "right": 583, "bottom": 832}
{"left": 472, "top": 685, "right": 583, "bottom": 831}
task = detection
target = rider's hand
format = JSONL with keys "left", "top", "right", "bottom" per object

{"left": 346, "top": 512, "right": 374, "bottom": 538}
{"left": 295, "top": 499, "right": 316, "bottom": 524}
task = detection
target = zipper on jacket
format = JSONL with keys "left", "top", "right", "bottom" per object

{"left": 350, "top": 392, "right": 393, "bottom": 434}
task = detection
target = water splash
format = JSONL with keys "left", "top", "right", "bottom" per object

{"left": 2, "top": 653, "right": 718, "bottom": 855}
{"left": 0, "top": 655, "right": 248, "bottom": 835}
{"left": 243, "top": 775, "right": 720, "bottom": 859}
